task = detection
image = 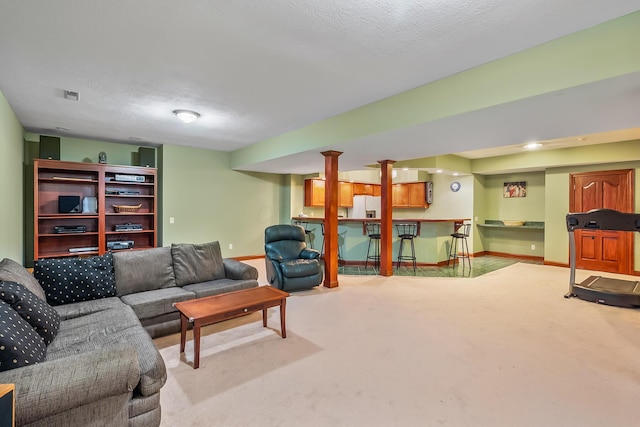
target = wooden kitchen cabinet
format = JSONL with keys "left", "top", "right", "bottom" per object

{"left": 339, "top": 181, "right": 353, "bottom": 207}
{"left": 408, "top": 182, "right": 427, "bottom": 207}
{"left": 304, "top": 179, "right": 353, "bottom": 207}
{"left": 392, "top": 182, "right": 429, "bottom": 208}
{"left": 392, "top": 184, "right": 409, "bottom": 207}
{"left": 304, "top": 179, "right": 325, "bottom": 207}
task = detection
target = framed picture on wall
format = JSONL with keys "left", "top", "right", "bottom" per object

{"left": 503, "top": 181, "right": 526, "bottom": 198}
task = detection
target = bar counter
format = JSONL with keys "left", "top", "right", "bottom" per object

{"left": 291, "top": 217, "right": 470, "bottom": 266}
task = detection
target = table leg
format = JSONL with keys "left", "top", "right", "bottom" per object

{"left": 262, "top": 307, "right": 267, "bottom": 327}
{"left": 193, "top": 321, "right": 201, "bottom": 369}
{"left": 179, "top": 313, "right": 187, "bottom": 353}
{"left": 280, "top": 298, "right": 287, "bottom": 338}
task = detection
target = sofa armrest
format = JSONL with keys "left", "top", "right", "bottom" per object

{"left": 0, "top": 346, "right": 140, "bottom": 425}
{"left": 300, "top": 249, "right": 320, "bottom": 260}
{"left": 223, "top": 258, "right": 258, "bottom": 280}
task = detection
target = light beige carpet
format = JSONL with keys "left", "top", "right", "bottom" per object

{"left": 155, "top": 261, "right": 640, "bottom": 426}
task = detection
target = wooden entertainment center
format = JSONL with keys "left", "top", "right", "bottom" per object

{"left": 33, "top": 159, "right": 157, "bottom": 260}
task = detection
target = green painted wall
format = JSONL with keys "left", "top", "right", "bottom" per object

{"left": 0, "top": 90, "right": 25, "bottom": 262}
{"left": 475, "top": 172, "right": 545, "bottom": 257}
{"left": 24, "top": 133, "right": 155, "bottom": 166}
{"left": 159, "top": 144, "right": 282, "bottom": 257}
{"left": 472, "top": 174, "right": 486, "bottom": 254}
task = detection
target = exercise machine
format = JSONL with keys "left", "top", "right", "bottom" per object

{"left": 565, "top": 209, "right": 640, "bottom": 307}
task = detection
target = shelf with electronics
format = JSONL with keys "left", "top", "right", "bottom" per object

{"left": 34, "top": 159, "right": 157, "bottom": 260}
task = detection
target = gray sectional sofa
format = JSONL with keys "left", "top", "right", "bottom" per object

{"left": 0, "top": 241, "right": 259, "bottom": 426}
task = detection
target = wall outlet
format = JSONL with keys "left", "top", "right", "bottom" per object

{"left": 531, "top": 244, "right": 536, "bottom": 250}
{"left": 228, "top": 243, "right": 233, "bottom": 250}
{"left": 169, "top": 217, "right": 175, "bottom": 224}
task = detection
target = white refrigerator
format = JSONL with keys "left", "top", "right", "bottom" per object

{"left": 348, "top": 195, "right": 381, "bottom": 218}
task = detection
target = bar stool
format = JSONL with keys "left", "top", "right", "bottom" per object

{"left": 395, "top": 223, "right": 417, "bottom": 273}
{"left": 320, "top": 222, "right": 343, "bottom": 265}
{"left": 293, "top": 220, "right": 314, "bottom": 249}
{"left": 364, "top": 223, "right": 381, "bottom": 270}
{"left": 447, "top": 223, "right": 471, "bottom": 269}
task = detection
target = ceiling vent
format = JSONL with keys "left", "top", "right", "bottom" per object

{"left": 63, "top": 90, "right": 79, "bottom": 101}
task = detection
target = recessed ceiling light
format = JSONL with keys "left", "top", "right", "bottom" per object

{"left": 173, "top": 109, "right": 200, "bottom": 123}
{"left": 453, "top": 172, "right": 459, "bottom": 176}
{"left": 524, "top": 143, "right": 542, "bottom": 150}
{"left": 436, "top": 169, "right": 443, "bottom": 173}
{"left": 402, "top": 168, "right": 409, "bottom": 171}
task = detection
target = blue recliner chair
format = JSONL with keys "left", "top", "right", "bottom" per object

{"left": 264, "top": 224, "right": 323, "bottom": 292}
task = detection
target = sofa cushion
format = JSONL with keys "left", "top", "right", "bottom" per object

{"left": 182, "top": 278, "right": 258, "bottom": 298}
{"left": 120, "top": 287, "right": 195, "bottom": 320}
{"left": 172, "top": 241, "right": 225, "bottom": 286}
{"left": 34, "top": 252, "right": 116, "bottom": 306}
{"left": 0, "top": 300, "right": 47, "bottom": 372}
{"left": 0, "top": 281, "right": 61, "bottom": 345}
{"left": 0, "top": 258, "right": 47, "bottom": 301}
{"left": 53, "top": 297, "right": 125, "bottom": 321}
{"left": 113, "top": 247, "right": 176, "bottom": 296}
{"left": 47, "top": 304, "right": 167, "bottom": 396}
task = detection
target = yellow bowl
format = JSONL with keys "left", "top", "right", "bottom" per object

{"left": 502, "top": 220, "right": 525, "bottom": 226}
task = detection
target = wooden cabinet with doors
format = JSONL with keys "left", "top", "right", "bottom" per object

{"left": 34, "top": 159, "right": 157, "bottom": 260}
{"left": 304, "top": 179, "right": 354, "bottom": 207}
{"left": 339, "top": 181, "right": 353, "bottom": 207}
{"left": 569, "top": 169, "right": 634, "bottom": 274}
{"left": 353, "top": 183, "right": 381, "bottom": 196}
{"left": 392, "top": 182, "right": 429, "bottom": 208}
{"left": 304, "top": 179, "right": 325, "bottom": 207}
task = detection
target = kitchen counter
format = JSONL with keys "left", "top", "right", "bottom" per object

{"left": 292, "top": 217, "right": 468, "bottom": 236}
{"left": 291, "top": 217, "right": 470, "bottom": 265}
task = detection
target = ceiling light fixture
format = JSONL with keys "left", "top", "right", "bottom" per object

{"left": 524, "top": 142, "right": 542, "bottom": 150}
{"left": 173, "top": 109, "right": 200, "bottom": 123}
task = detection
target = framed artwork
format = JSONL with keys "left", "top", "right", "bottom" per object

{"left": 503, "top": 181, "right": 526, "bottom": 198}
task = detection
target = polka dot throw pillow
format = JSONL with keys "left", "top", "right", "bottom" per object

{"left": 0, "top": 281, "right": 61, "bottom": 345}
{"left": 34, "top": 252, "right": 116, "bottom": 306}
{"left": 0, "top": 299, "right": 47, "bottom": 372}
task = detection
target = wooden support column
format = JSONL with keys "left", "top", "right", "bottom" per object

{"left": 378, "top": 160, "right": 395, "bottom": 276}
{"left": 321, "top": 150, "right": 342, "bottom": 288}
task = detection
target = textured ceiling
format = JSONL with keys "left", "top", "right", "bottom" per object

{"left": 0, "top": 1, "right": 639, "bottom": 173}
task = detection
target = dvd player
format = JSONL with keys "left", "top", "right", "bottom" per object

{"left": 107, "top": 240, "right": 135, "bottom": 250}
{"left": 54, "top": 225, "right": 87, "bottom": 234}
{"left": 115, "top": 174, "right": 145, "bottom": 183}
{"left": 114, "top": 223, "right": 143, "bottom": 231}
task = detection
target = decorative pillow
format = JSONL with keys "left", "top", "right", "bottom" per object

{"left": 0, "top": 258, "right": 47, "bottom": 301}
{"left": 171, "top": 241, "right": 225, "bottom": 286}
{"left": 0, "top": 300, "right": 47, "bottom": 372}
{"left": 0, "top": 281, "right": 61, "bottom": 345}
{"left": 33, "top": 252, "right": 116, "bottom": 306}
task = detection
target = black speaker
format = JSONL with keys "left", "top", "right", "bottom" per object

{"left": 138, "top": 147, "right": 156, "bottom": 168}
{"left": 58, "top": 195, "right": 81, "bottom": 213}
{"left": 39, "top": 135, "right": 61, "bottom": 160}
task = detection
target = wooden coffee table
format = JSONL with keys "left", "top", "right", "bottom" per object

{"left": 173, "top": 286, "right": 290, "bottom": 369}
